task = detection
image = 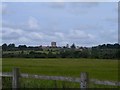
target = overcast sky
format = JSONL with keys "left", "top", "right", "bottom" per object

{"left": 2, "top": 2, "right": 118, "bottom": 47}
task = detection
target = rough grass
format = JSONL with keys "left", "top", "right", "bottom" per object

{"left": 1, "top": 58, "right": 119, "bottom": 88}
{"left": 2, "top": 77, "right": 118, "bottom": 88}
{"left": 2, "top": 58, "right": 118, "bottom": 81}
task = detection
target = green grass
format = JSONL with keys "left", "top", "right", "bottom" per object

{"left": 2, "top": 58, "right": 119, "bottom": 88}
{"left": 2, "top": 77, "right": 81, "bottom": 88}
{"left": 2, "top": 58, "right": 118, "bottom": 81}
{"left": 2, "top": 77, "right": 118, "bottom": 88}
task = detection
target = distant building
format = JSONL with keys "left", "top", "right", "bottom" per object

{"left": 66, "top": 44, "right": 69, "bottom": 48}
{"left": 76, "top": 46, "right": 79, "bottom": 49}
{"left": 51, "top": 42, "right": 56, "bottom": 47}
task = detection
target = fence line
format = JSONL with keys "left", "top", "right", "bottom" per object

{"left": 1, "top": 68, "right": 120, "bottom": 88}
{"left": 21, "top": 73, "right": 81, "bottom": 83}
{"left": 1, "top": 72, "right": 120, "bottom": 86}
{"left": 90, "top": 79, "right": 120, "bottom": 86}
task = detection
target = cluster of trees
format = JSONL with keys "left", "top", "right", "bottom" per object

{"left": 2, "top": 43, "right": 120, "bottom": 59}
{"left": 2, "top": 43, "right": 77, "bottom": 51}
{"left": 2, "top": 49, "right": 90, "bottom": 58}
{"left": 2, "top": 43, "right": 42, "bottom": 51}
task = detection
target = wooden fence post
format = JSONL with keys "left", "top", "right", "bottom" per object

{"left": 80, "top": 72, "right": 88, "bottom": 89}
{"left": 54, "top": 80, "right": 57, "bottom": 89}
{"left": 12, "top": 68, "right": 20, "bottom": 89}
{"left": 0, "top": 76, "right": 2, "bottom": 90}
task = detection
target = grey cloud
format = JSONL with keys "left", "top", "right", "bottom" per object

{"left": 1, "top": 3, "right": 15, "bottom": 15}
{"left": 26, "top": 32, "right": 44, "bottom": 41}
{"left": 68, "top": 29, "right": 95, "bottom": 39}
{"left": 82, "top": 2, "right": 99, "bottom": 8}
{"left": 2, "top": 21, "right": 98, "bottom": 46}
{"left": 105, "top": 17, "right": 118, "bottom": 23}
{"left": 49, "top": 2, "right": 99, "bottom": 9}
{"left": 17, "top": 37, "right": 30, "bottom": 44}
{"left": 27, "top": 16, "right": 40, "bottom": 29}
{"left": 2, "top": 19, "right": 41, "bottom": 33}
{"left": 1, "top": 3, "right": 8, "bottom": 14}
{"left": 2, "top": 15, "right": 116, "bottom": 46}
{"left": 2, "top": 21, "right": 25, "bottom": 30}
{"left": 2, "top": 26, "right": 44, "bottom": 45}
{"left": 54, "top": 32, "right": 65, "bottom": 40}
{"left": 67, "top": 2, "right": 99, "bottom": 15}
{"left": 74, "top": 25, "right": 103, "bottom": 31}
{"left": 3, "top": 32, "right": 19, "bottom": 40}
{"left": 2, "top": 27, "right": 24, "bottom": 40}
{"left": 69, "top": 2, "right": 99, "bottom": 8}
{"left": 98, "top": 29, "right": 117, "bottom": 44}
{"left": 48, "top": 2, "right": 65, "bottom": 9}
{"left": 47, "top": 2, "right": 99, "bottom": 15}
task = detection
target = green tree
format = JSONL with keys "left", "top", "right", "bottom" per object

{"left": 70, "top": 43, "right": 76, "bottom": 49}
{"left": 2, "top": 43, "right": 7, "bottom": 51}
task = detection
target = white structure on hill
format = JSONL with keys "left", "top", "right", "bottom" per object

{"left": 51, "top": 42, "right": 57, "bottom": 47}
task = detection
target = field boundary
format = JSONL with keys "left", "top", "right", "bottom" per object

{"left": 1, "top": 68, "right": 120, "bottom": 88}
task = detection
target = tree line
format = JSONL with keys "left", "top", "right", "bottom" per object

{"left": 2, "top": 43, "right": 120, "bottom": 59}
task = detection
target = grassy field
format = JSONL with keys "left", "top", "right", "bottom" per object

{"left": 2, "top": 58, "right": 119, "bottom": 88}
{"left": 2, "top": 58, "right": 118, "bottom": 80}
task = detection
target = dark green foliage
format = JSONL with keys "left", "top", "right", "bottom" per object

{"left": 70, "top": 43, "right": 76, "bottom": 49}
{"left": 2, "top": 43, "right": 120, "bottom": 59}
{"left": 2, "top": 77, "right": 12, "bottom": 88}
{"left": 2, "top": 43, "right": 7, "bottom": 51}
{"left": 18, "top": 45, "right": 27, "bottom": 50}
{"left": 116, "top": 50, "right": 120, "bottom": 59}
